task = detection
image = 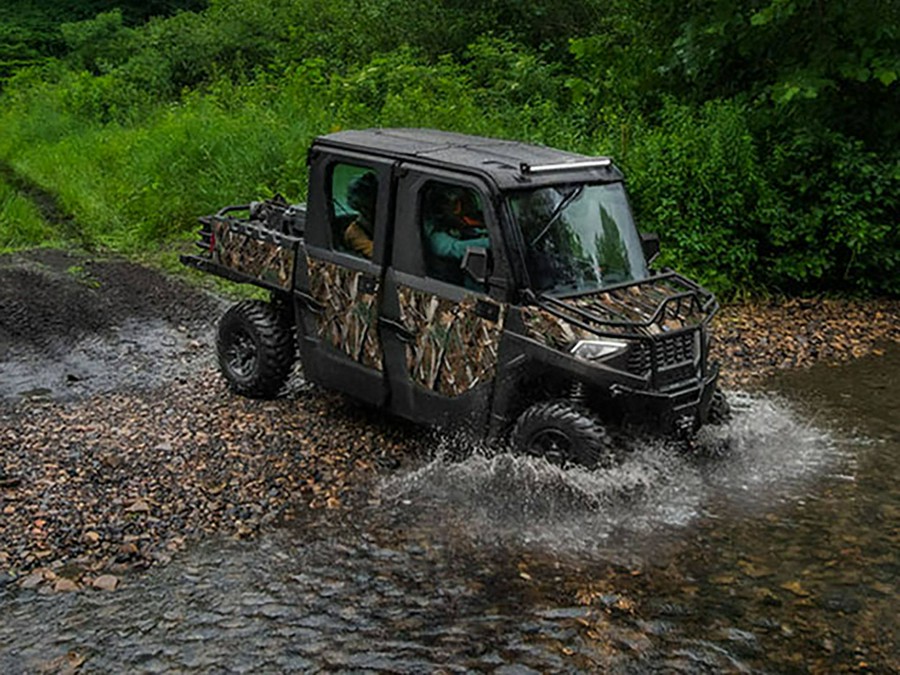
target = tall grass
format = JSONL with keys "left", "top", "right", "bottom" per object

{"left": 0, "top": 50, "right": 588, "bottom": 253}
{"left": 0, "top": 178, "right": 58, "bottom": 252}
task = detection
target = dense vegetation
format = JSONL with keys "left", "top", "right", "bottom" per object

{"left": 0, "top": 0, "right": 897, "bottom": 296}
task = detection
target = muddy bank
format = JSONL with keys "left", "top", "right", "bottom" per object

{"left": 1, "top": 248, "right": 898, "bottom": 586}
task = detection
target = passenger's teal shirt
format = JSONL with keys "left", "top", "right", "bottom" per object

{"left": 424, "top": 220, "right": 490, "bottom": 259}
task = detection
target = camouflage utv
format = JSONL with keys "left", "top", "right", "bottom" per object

{"left": 182, "top": 128, "right": 728, "bottom": 467}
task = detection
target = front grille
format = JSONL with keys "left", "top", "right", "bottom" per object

{"left": 657, "top": 362, "right": 697, "bottom": 387}
{"left": 627, "top": 343, "right": 652, "bottom": 376}
{"left": 656, "top": 330, "right": 696, "bottom": 366}
{"left": 626, "top": 330, "right": 698, "bottom": 383}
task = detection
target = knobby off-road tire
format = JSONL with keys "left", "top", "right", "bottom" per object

{"left": 216, "top": 300, "right": 294, "bottom": 399}
{"left": 510, "top": 399, "right": 615, "bottom": 469}
{"left": 707, "top": 387, "right": 731, "bottom": 425}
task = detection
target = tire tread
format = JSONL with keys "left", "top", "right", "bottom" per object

{"left": 217, "top": 299, "right": 294, "bottom": 399}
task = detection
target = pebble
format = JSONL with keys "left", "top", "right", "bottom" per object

{"left": 92, "top": 574, "right": 120, "bottom": 592}
{"left": 54, "top": 578, "right": 79, "bottom": 593}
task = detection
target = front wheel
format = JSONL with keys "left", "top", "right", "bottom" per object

{"left": 510, "top": 400, "right": 616, "bottom": 468}
{"left": 216, "top": 300, "right": 294, "bottom": 399}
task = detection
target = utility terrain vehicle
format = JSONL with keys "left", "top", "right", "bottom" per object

{"left": 182, "top": 128, "right": 727, "bottom": 466}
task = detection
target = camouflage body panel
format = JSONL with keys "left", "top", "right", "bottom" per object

{"left": 560, "top": 277, "right": 708, "bottom": 333}
{"left": 398, "top": 286, "right": 505, "bottom": 397}
{"left": 211, "top": 219, "right": 294, "bottom": 289}
{"left": 527, "top": 276, "right": 711, "bottom": 346}
{"left": 308, "top": 258, "right": 382, "bottom": 370}
{"left": 520, "top": 306, "right": 595, "bottom": 350}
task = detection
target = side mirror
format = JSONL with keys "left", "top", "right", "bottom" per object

{"left": 641, "top": 232, "right": 660, "bottom": 265}
{"left": 462, "top": 246, "right": 490, "bottom": 286}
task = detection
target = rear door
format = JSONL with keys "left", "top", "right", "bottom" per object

{"left": 379, "top": 166, "right": 511, "bottom": 430}
{"left": 294, "top": 150, "right": 394, "bottom": 405}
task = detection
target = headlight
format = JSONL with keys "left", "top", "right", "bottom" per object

{"left": 570, "top": 338, "right": 629, "bottom": 361}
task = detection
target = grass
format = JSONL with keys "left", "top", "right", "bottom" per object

{"left": 0, "top": 177, "right": 59, "bottom": 252}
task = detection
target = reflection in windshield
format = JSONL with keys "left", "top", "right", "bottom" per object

{"left": 509, "top": 183, "right": 649, "bottom": 294}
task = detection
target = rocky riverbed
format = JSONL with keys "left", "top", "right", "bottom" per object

{"left": 1, "top": 248, "right": 899, "bottom": 591}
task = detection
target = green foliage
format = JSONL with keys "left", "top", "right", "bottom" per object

{"left": 60, "top": 10, "right": 134, "bottom": 74}
{"left": 765, "top": 129, "right": 900, "bottom": 294}
{"left": 0, "top": 178, "right": 58, "bottom": 252}
{"left": 622, "top": 100, "right": 767, "bottom": 294}
{"left": 0, "top": 0, "right": 896, "bottom": 296}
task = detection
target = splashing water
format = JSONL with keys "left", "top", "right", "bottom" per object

{"left": 378, "top": 391, "right": 840, "bottom": 557}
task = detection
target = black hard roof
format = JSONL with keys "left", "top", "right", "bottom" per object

{"left": 314, "top": 128, "right": 623, "bottom": 189}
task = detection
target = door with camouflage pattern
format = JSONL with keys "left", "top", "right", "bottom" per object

{"left": 378, "top": 167, "right": 510, "bottom": 429}
{"left": 295, "top": 155, "right": 394, "bottom": 406}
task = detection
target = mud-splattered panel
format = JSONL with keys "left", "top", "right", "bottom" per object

{"left": 398, "top": 287, "right": 505, "bottom": 397}
{"left": 212, "top": 220, "right": 295, "bottom": 289}
{"left": 308, "top": 258, "right": 382, "bottom": 371}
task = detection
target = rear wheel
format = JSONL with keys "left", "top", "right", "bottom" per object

{"left": 510, "top": 400, "right": 615, "bottom": 468}
{"left": 216, "top": 300, "right": 294, "bottom": 398}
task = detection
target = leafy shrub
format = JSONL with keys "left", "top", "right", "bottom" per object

{"left": 766, "top": 129, "right": 900, "bottom": 294}
{"left": 621, "top": 100, "right": 768, "bottom": 295}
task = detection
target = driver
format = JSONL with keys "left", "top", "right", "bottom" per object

{"left": 423, "top": 186, "right": 490, "bottom": 286}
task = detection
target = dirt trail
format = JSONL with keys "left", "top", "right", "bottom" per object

{"left": 0, "top": 249, "right": 221, "bottom": 400}
{"left": 0, "top": 163, "right": 83, "bottom": 245}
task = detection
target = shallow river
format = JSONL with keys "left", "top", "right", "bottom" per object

{"left": 1, "top": 347, "right": 898, "bottom": 673}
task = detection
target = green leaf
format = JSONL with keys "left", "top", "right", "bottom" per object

{"left": 750, "top": 11, "right": 771, "bottom": 27}
{"left": 875, "top": 68, "right": 897, "bottom": 86}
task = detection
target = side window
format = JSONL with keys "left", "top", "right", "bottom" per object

{"left": 330, "top": 163, "right": 378, "bottom": 259}
{"left": 420, "top": 181, "right": 490, "bottom": 288}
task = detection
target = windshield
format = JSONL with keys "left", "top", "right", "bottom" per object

{"left": 508, "top": 182, "right": 649, "bottom": 294}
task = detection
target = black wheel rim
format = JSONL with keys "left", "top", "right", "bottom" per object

{"left": 528, "top": 428, "right": 572, "bottom": 466}
{"left": 225, "top": 329, "right": 258, "bottom": 378}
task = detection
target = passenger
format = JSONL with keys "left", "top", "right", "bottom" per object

{"left": 423, "top": 186, "right": 490, "bottom": 286}
{"left": 343, "top": 172, "right": 378, "bottom": 258}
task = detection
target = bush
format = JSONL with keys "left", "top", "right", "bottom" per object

{"left": 766, "top": 129, "right": 900, "bottom": 294}
{"left": 0, "top": 0, "right": 896, "bottom": 297}
{"left": 620, "top": 100, "right": 768, "bottom": 295}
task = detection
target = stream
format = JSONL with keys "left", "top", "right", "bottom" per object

{"left": 1, "top": 345, "right": 897, "bottom": 673}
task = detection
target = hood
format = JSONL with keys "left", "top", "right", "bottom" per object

{"left": 532, "top": 273, "right": 717, "bottom": 339}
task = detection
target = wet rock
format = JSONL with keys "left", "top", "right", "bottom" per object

{"left": 753, "top": 587, "right": 782, "bottom": 607}
{"left": 738, "top": 561, "right": 774, "bottom": 579}
{"left": 92, "top": 574, "right": 119, "bottom": 592}
{"left": 0, "top": 470, "right": 20, "bottom": 488}
{"left": 126, "top": 499, "right": 151, "bottom": 514}
{"left": 57, "top": 563, "right": 86, "bottom": 581}
{"left": 722, "top": 627, "right": 761, "bottom": 658}
{"left": 20, "top": 572, "right": 45, "bottom": 589}
{"left": 821, "top": 592, "right": 862, "bottom": 614}
{"left": 38, "top": 651, "right": 86, "bottom": 675}
{"left": 53, "top": 578, "right": 79, "bottom": 593}
{"left": 116, "top": 542, "right": 140, "bottom": 561}
{"left": 780, "top": 580, "right": 812, "bottom": 597}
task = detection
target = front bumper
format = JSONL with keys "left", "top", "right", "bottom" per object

{"left": 610, "top": 362, "right": 720, "bottom": 436}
